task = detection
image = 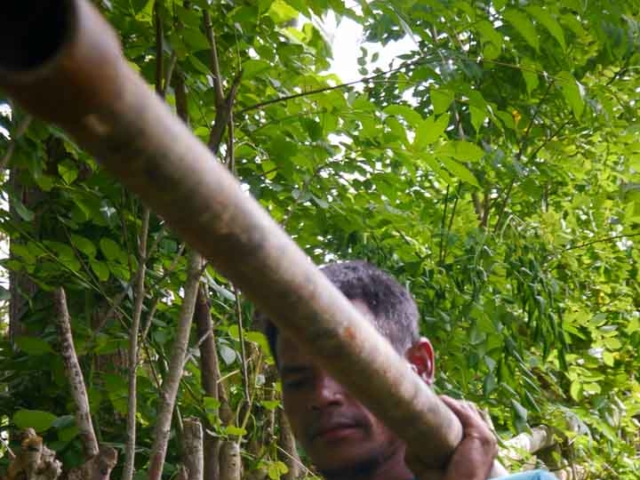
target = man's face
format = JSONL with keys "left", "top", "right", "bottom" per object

{"left": 276, "top": 300, "right": 404, "bottom": 475}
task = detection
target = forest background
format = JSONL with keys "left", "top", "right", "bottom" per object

{"left": 0, "top": 0, "right": 639, "bottom": 479}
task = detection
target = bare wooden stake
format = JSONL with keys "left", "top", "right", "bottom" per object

{"left": 183, "top": 418, "right": 204, "bottom": 480}
{"left": 219, "top": 441, "right": 241, "bottom": 480}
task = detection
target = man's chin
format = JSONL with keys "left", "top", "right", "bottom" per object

{"left": 312, "top": 448, "right": 386, "bottom": 479}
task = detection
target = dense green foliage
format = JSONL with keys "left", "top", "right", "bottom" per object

{"left": 1, "top": 0, "right": 638, "bottom": 479}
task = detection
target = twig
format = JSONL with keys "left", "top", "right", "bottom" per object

{"left": 162, "top": 52, "right": 178, "bottom": 98}
{"left": 545, "top": 232, "right": 640, "bottom": 262}
{"left": 225, "top": 112, "right": 236, "bottom": 172}
{"left": 443, "top": 182, "right": 462, "bottom": 262}
{"left": 233, "top": 286, "right": 251, "bottom": 405}
{"left": 439, "top": 184, "right": 450, "bottom": 265}
{"left": 237, "top": 56, "right": 428, "bottom": 115}
{"left": 154, "top": 1, "right": 164, "bottom": 97}
{"left": 203, "top": 10, "right": 242, "bottom": 156}
{"left": 123, "top": 207, "right": 150, "bottom": 480}
{"left": 53, "top": 287, "right": 100, "bottom": 459}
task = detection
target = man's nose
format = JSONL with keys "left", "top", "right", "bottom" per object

{"left": 310, "top": 373, "right": 345, "bottom": 410}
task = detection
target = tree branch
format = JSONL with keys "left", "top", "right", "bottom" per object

{"left": 52, "top": 287, "right": 99, "bottom": 459}
{"left": 147, "top": 251, "right": 203, "bottom": 480}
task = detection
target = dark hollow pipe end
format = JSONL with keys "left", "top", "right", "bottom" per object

{"left": 0, "top": 1, "right": 72, "bottom": 72}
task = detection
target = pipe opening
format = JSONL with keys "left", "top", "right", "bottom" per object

{"left": 0, "top": 1, "right": 71, "bottom": 72}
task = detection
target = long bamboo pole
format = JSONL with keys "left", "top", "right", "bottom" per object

{"left": 0, "top": 0, "right": 462, "bottom": 470}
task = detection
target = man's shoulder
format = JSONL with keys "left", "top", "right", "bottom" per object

{"left": 499, "top": 470, "right": 557, "bottom": 480}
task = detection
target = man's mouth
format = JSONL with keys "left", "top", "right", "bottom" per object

{"left": 310, "top": 421, "right": 361, "bottom": 442}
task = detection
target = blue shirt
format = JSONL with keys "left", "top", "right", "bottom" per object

{"left": 501, "top": 471, "right": 557, "bottom": 480}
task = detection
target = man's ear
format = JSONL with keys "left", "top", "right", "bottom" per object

{"left": 406, "top": 338, "right": 435, "bottom": 385}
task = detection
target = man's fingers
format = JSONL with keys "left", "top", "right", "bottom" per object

{"left": 440, "top": 395, "right": 487, "bottom": 429}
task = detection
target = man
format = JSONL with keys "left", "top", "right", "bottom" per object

{"left": 260, "top": 261, "right": 556, "bottom": 480}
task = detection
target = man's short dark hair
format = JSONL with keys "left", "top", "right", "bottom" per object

{"left": 259, "top": 260, "right": 420, "bottom": 362}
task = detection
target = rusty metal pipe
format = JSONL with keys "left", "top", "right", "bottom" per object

{"left": 0, "top": 0, "right": 463, "bottom": 470}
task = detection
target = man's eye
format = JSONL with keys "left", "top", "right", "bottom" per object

{"left": 283, "top": 377, "right": 309, "bottom": 390}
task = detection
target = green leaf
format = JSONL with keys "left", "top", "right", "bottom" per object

{"left": 603, "top": 337, "right": 621, "bottom": 350}
{"left": 470, "top": 106, "right": 486, "bottom": 133}
{"left": 268, "top": 0, "right": 298, "bottom": 23}
{"left": 133, "top": 0, "right": 154, "bottom": 23}
{"left": 504, "top": 9, "right": 539, "bottom": 52}
{"left": 13, "top": 197, "right": 35, "bottom": 222}
{"left": 57, "top": 425, "right": 80, "bottom": 443}
{"left": 99, "top": 238, "right": 123, "bottom": 262}
{"left": 440, "top": 158, "right": 479, "bottom": 187}
{"left": 453, "top": 141, "right": 485, "bottom": 162}
{"left": 476, "top": 20, "right": 503, "bottom": 59}
{"left": 219, "top": 344, "right": 237, "bottom": 365}
{"left": 14, "top": 336, "right": 54, "bottom": 355}
{"left": 13, "top": 410, "right": 58, "bottom": 432}
{"left": 242, "top": 60, "right": 271, "bottom": 80}
{"left": 182, "top": 29, "right": 210, "bottom": 51}
{"left": 413, "top": 114, "right": 449, "bottom": 150}
{"left": 570, "top": 380, "right": 582, "bottom": 401}
{"left": 204, "top": 396, "right": 221, "bottom": 412}
{"left": 267, "top": 461, "right": 289, "bottom": 480}
{"left": 90, "top": 259, "right": 110, "bottom": 281}
{"left": 223, "top": 425, "right": 247, "bottom": 436}
{"left": 431, "top": 89, "right": 454, "bottom": 115}
{"left": 583, "top": 383, "right": 601, "bottom": 394}
{"left": 557, "top": 71, "right": 584, "bottom": 119}
{"left": 493, "top": 0, "right": 506, "bottom": 10}
{"left": 71, "top": 234, "right": 97, "bottom": 258}
{"left": 58, "top": 160, "right": 78, "bottom": 185}
{"left": 511, "top": 399, "right": 528, "bottom": 422}
{"left": 262, "top": 160, "right": 277, "bottom": 180}
{"left": 603, "top": 351, "right": 615, "bottom": 367}
{"left": 526, "top": 6, "right": 566, "bottom": 51}
{"left": 521, "top": 58, "right": 540, "bottom": 95}
{"left": 52, "top": 415, "right": 75, "bottom": 429}
{"left": 260, "top": 400, "right": 280, "bottom": 411}
{"left": 383, "top": 104, "right": 422, "bottom": 128}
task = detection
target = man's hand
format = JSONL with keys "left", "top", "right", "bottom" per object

{"left": 407, "top": 395, "right": 498, "bottom": 480}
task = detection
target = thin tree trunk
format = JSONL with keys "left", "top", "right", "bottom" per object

{"left": 278, "top": 411, "right": 300, "bottom": 480}
{"left": 195, "top": 285, "right": 222, "bottom": 480}
{"left": 52, "top": 287, "right": 99, "bottom": 459}
{"left": 148, "top": 250, "right": 203, "bottom": 480}
{"left": 123, "top": 207, "right": 150, "bottom": 480}
{"left": 183, "top": 418, "right": 204, "bottom": 480}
